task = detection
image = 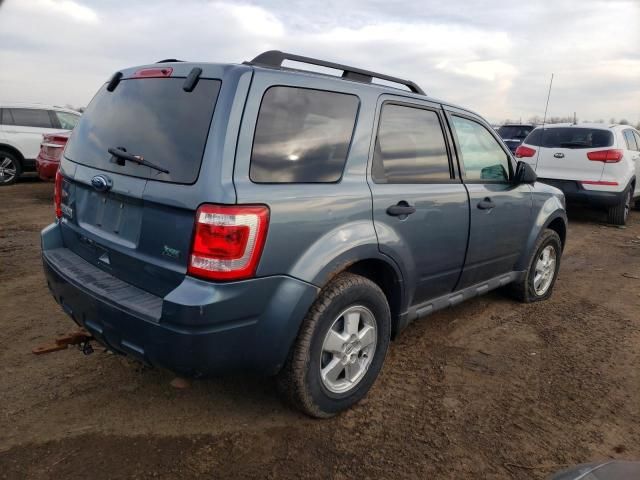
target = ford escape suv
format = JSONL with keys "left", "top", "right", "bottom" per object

{"left": 41, "top": 51, "right": 567, "bottom": 418}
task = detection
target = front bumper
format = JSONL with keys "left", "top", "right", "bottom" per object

{"left": 41, "top": 223, "right": 319, "bottom": 376}
{"left": 538, "top": 178, "right": 625, "bottom": 208}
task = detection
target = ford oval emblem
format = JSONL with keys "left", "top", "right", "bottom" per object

{"left": 554, "top": 152, "right": 565, "bottom": 159}
{"left": 91, "top": 174, "right": 112, "bottom": 192}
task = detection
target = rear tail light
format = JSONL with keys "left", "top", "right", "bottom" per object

{"left": 54, "top": 170, "right": 63, "bottom": 218}
{"left": 188, "top": 204, "right": 269, "bottom": 281}
{"left": 41, "top": 134, "right": 68, "bottom": 161}
{"left": 587, "top": 149, "right": 624, "bottom": 163}
{"left": 515, "top": 145, "right": 536, "bottom": 158}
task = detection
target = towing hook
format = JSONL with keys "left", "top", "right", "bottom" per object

{"left": 79, "top": 341, "right": 94, "bottom": 356}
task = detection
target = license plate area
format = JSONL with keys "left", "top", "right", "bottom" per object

{"left": 76, "top": 190, "right": 143, "bottom": 247}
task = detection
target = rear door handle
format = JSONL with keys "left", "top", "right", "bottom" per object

{"left": 386, "top": 203, "right": 416, "bottom": 216}
{"left": 477, "top": 197, "right": 495, "bottom": 210}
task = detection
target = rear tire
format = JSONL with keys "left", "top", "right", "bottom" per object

{"left": 607, "top": 187, "right": 632, "bottom": 225}
{"left": 510, "top": 229, "right": 562, "bottom": 303}
{"left": 0, "top": 151, "right": 21, "bottom": 186}
{"left": 276, "top": 273, "right": 391, "bottom": 418}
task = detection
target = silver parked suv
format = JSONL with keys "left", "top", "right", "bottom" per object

{"left": 41, "top": 51, "right": 567, "bottom": 417}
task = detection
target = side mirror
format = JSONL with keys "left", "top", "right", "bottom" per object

{"left": 514, "top": 161, "right": 537, "bottom": 184}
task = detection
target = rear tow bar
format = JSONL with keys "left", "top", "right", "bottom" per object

{"left": 32, "top": 329, "right": 95, "bottom": 356}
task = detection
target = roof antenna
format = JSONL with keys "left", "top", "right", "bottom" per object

{"left": 534, "top": 73, "right": 554, "bottom": 170}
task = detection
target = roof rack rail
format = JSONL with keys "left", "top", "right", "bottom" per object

{"left": 246, "top": 50, "right": 425, "bottom": 95}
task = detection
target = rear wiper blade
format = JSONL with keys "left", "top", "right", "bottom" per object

{"left": 108, "top": 147, "right": 170, "bottom": 174}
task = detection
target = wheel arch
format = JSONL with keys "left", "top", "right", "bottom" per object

{"left": 0, "top": 143, "right": 25, "bottom": 165}
{"left": 304, "top": 247, "right": 407, "bottom": 340}
{"left": 343, "top": 258, "right": 405, "bottom": 338}
{"left": 516, "top": 198, "right": 568, "bottom": 271}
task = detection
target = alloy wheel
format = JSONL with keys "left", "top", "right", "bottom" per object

{"left": 533, "top": 245, "right": 557, "bottom": 296}
{"left": 319, "top": 305, "right": 377, "bottom": 394}
{"left": 0, "top": 156, "right": 17, "bottom": 185}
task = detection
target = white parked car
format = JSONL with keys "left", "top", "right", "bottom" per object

{"left": 516, "top": 123, "right": 640, "bottom": 225}
{"left": 0, "top": 103, "right": 81, "bottom": 185}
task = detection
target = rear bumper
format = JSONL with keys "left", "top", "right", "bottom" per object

{"left": 41, "top": 223, "right": 319, "bottom": 376}
{"left": 538, "top": 178, "right": 625, "bottom": 208}
{"left": 36, "top": 157, "right": 59, "bottom": 181}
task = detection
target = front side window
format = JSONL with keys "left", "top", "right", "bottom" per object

{"left": 250, "top": 86, "right": 359, "bottom": 183}
{"left": 10, "top": 108, "right": 53, "bottom": 128}
{"left": 55, "top": 111, "right": 80, "bottom": 130}
{"left": 452, "top": 116, "right": 510, "bottom": 182}
{"left": 623, "top": 130, "right": 639, "bottom": 151}
{"left": 372, "top": 104, "right": 451, "bottom": 183}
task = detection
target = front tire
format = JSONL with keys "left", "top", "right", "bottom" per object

{"left": 277, "top": 273, "right": 391, "bottom": 418}
{"left": 510, "top": 229, "right": 562, "bottom": 303}
{"left": 607, "top": 187, "right": 632, "bottom": 225}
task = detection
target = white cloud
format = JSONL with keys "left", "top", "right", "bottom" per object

{"left": 0, "top": 0, "right": 638, "bottom": 124}
{"left": 13, "top": 0, "right": 99, "bottom": 23}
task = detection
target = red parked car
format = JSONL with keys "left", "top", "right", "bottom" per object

{"left": 36, "top": 132, "right": 69, "bottom": 181}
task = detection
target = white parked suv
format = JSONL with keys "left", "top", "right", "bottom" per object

{"left": 516, "top": 123, "right": 640, "bottom": 225}
{"left": 0, "top": 103, "right": 81, "bottom": 185}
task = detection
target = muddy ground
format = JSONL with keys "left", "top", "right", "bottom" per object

{"left": 1, "top": 178, "right": 639, "bottom": 479}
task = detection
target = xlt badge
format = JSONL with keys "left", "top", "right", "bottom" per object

{"left": 162, "top": 245, "right": 180, "bottom": 259}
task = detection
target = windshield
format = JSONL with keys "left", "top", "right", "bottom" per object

{"left": 64, "top": 77, "right": 221, "bottom": 184}
{"left": 525, "top": 127, "right": 613, "bottom": 149}
{"left": 497, "top": 125, "right": 533, "bottom": 140}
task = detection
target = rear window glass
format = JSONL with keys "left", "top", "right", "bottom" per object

{"left": 250, "top": 86, "right": 359, "bottom": 183}
{"left": 497, "top": 125, "right": 533, "bottom": 140}
{"left": 64, "top": 78, "right": 221, "bottom": 184}
{"left": 525, "top": 127, "right": 613, "bottom": 149}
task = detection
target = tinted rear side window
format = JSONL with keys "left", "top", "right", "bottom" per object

{"left": 623, "top": 130, "right": 639, "bottom": 151}
{"left": 497, "top": 125, "right": 533, "bottom": 140}
{"left": 64, "top": 78, "right": 221, "bottom": 184}
{"left": 250, "top": 86, "right": 359, "bottom": 183}
{"left": 373, "top": 104, "right": 451, "bottom": 183}
{"left": 10, "top": 108, "right": 53, "bottom": 128}
{"left": 525, "top": 127, "right": 613, "bottom": 149}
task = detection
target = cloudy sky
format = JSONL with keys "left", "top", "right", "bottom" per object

{"left": 0, "top": 0, "right": 638, "bottom": 124}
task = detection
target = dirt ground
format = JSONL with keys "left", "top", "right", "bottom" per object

{"left": 1, "top": 177, "right": 639, "bottom": 479}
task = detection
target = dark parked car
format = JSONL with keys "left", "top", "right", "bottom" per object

{"left": 497, "top": 123, "right": 536, "bottom": 153}
{"left": 41, "top": 51, "right": 567, "bottom": 417}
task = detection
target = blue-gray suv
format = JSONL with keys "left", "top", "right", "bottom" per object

{"left": 42, "top": 51, "right": 567, "bottom": 417}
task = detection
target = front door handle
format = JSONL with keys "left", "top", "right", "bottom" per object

{"left": 386, "top": 203, "right": 416, "bottom": 217}
{"left": 477, "top": 197, "right": 496, "bottom": 210}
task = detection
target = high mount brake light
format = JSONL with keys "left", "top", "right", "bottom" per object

{"left": 587, "top": 149, "right": 624, "bottom": 163}
{"left": 132, "top": 67, "right": 173, "bottom": 78}
{"left": 188, "top": 204, "right": 270, "bottom": 281}
{"left": 515, "top": 145, "right": 536, "bottom": 158}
